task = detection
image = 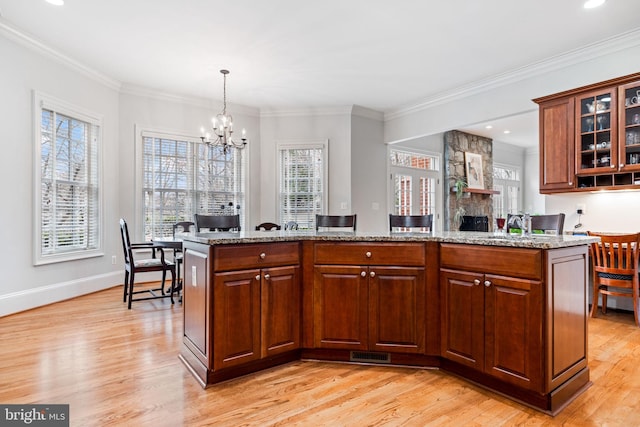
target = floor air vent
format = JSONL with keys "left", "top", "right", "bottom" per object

{"left": 350, "top": 351, "right": 391, "bottom": 364}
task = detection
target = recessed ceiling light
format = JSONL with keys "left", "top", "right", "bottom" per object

{"left": 503, "top": 130, "right": 511, "bottom": 134}
{"left": 485, "top": 125, "right": 493, "bottom": 129}
{"left": 584, "top": 0, "right": 605, "bottom": 9}
{"left": 45, "top": 0, "right": 64, "bottom": 6}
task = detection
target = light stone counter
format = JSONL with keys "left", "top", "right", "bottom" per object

{"left": 180, "top": 230, "right": 598, "bottom": 249}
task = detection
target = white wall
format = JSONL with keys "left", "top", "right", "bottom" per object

{"left": 0, "top": 33, "right": 121, "bottom": 315}
{"left": 259, "top": 110, "right": 352, "bottom": 224}
{"left": 351, "top": 107, "right": 386, "bottom": 232}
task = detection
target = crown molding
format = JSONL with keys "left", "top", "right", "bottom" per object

{"left": 385, "top": 28, "right": 640, "bottom": 122}
{"left": 120, "top": 83, "right": 260, "bottom": 117}
{"left": 260, "top": 106, "right": 353, "bottom": 118}
{"left": 351, "top": 105, "right": 384, "bottom": 121}
{"left": 0, "top": 18, "right": 121, "bottom": 91}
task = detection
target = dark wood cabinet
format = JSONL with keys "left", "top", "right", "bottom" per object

{"left": 181, "top": 236, "right": 590, "bottom": 414}
{"left": 261, "top": 265, "right": 300, "bottom": 357}
{"left": 213, "top": 269, "right": 261, "bottom": 370}
{"left": 313, "top": 264, "right": 425, "bottom": 353}
{"left": 535, "top": 72, "right": 640, "bottom": 193}
{"left": 313, "top": 243, "right": 426, "bottom": 354}
{"left": 180, "top": 241, "right": 300, "bottom": 386}
{"left": 440, "top": 268, "right": 543, "bottom": 391}
{"left": 440, "top": 243, "right": 588, "bottom": 403}
{"left": 538, "top": 96, "right": 575, "bottom": 192}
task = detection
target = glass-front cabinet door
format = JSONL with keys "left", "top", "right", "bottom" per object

{"left": 619, "top": 81, "right": 640, "bottom": 172}
{"left": 576, "top": 87, "right": 617, "bottom": 174}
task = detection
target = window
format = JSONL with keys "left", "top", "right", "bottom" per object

{"left": 141, "top": 131, "right": 245, "bottom": 240}
{"left": 492, "top": 163, "right": 521, "bottom": 218}
{"left": 389, "top": 148, "right": 440, "bottom": 230}
{"left": 278, "top": 142, "right": 327, "bottom": 230}
{"left": 34, "top": 92, "right": 102, "bottom": 264}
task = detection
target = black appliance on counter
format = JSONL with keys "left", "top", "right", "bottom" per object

{"left": 459, "top": 215, "right": 488, "bottom": 232}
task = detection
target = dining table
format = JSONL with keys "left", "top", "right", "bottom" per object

{"left": 151, "top": 237, "right": 184, "bottom": 298}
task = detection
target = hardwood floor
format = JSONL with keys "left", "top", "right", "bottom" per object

{"left": 1, "top": 284, "right": 639, "bottom": 426}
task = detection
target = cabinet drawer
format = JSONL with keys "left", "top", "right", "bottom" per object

{"left": 440, "top": 243, "right": 541, "bottom": 280}
{"left": 214, "top": 242, "right": 299, "bottom": 271}
{"left": 314, "top": 242, "right": 425, "bottom": 266}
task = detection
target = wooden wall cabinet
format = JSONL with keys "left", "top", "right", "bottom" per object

{"left": 535, "top": 72, "right": 640, "bottom": 193}
{"left": 313, "top": 243, "right": 426, "bottom": 354}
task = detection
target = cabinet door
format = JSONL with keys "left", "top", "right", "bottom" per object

{"left": 313, "top": 265, "right": 368, "bottom": 350}
{"left": 261, "top": 265, "right": 300, "bottom": 357}
{"left": 213, "top": 269, "right": 261, "bottom": 370}
{"left": 484, "top": 274, "right": 543, "bottom": 392}
{"left": 576, "top": 87, "right": 617, "bottom": 175}
{"left": 440, "top": 268, "right": 484, "bottom": 370}
{"left": 369, "top": 266, "right": 425, "bottom": 353}
{"left": 539, "top": 96, "right": 575, "bottom": 193}
{"left": 619, "top": 80, "right": 640, "bottom": 171}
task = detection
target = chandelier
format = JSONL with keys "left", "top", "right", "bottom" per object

{"left": 200, "top": 69, "right": 247, "bottom": 153}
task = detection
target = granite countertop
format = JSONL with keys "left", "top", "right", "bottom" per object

{"left": 180, "top": 230, "right": 598, "bottom": 249}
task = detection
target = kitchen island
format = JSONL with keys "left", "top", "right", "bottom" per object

{"left": 178, "top": 231, "right": 597, "bottom": 415}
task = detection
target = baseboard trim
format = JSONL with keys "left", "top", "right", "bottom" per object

{"left": 0, "top": 271, "right": 122, "bottom": 317}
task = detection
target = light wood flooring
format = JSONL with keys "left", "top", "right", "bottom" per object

{"left": 1, "top": 284, "right": 640, "bottom": 426}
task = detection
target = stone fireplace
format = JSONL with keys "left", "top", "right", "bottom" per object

{"left": 443, "top": 130, "right": 495, "bottom": 231}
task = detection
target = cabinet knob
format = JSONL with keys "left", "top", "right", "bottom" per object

{"left": 370, "top": 271, "right": 376, "bottom": 278}
{"left": 619, "top": 164, "right": 624, "bottom": 168}
{"left": 484, "top": 280, "right": 491, "bottom": 287}
{"left": 473, "top": 279, "right": 480, "bottom": 286}
{"left": 365, "top": 251, "right": 372, "bottom": 258}
{"left": 255, "top": 274, "right": 261, "bottom": 281}
{"left": 361, "top": 271, "right": 367, "bottom": 277}
{"left": 611, "top": 164, "right": 616, "bottom": 169}
{"left": 264, "top": 274, "right": 270, "bottom": 280}
{"left": 568, "top": 181, "right": 573, "bottom": 186}
{"left": 260, "top": 252, "right": 266, "bottom": 259}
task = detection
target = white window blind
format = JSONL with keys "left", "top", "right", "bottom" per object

{"left": 34, "top": 92, "right": 102, "bottom": 264}
{"left": 278, "top": 143, "right": 327, "bottom": 230}
{"left": 142, "top": 132, "right": 245, "bottom": 240}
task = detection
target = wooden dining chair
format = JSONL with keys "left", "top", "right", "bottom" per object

{"left": 119, "top": 218, "right": 175, "bottom": 309}
{"left": 193, "top": 214, "right": 240, "bottom": 232}
{"left": 315, "top": 214, "right": 357, "bottom": 231}
{"left": 588, "top": 231, "right": 640, "bottom": 327}
{"left": 255, "top": 222, "right": 281, "bottom": 231}
{"left": 389, "top": 214, "right": 433, "bottom": 232}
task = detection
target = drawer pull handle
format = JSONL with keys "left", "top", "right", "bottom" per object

{"left": 370, "top": 271, "right": 376, "bottom": 278}
{"left": 473, "top": 279, "right": 480, "bottom": 286}
{"left": 260, "top": 252, "right": 266, "bottom": 259}
{"left": 484, "top": 280, "right": 491, "bottom": 287}
{"left": 361, "top": 271, "right": 367, "bottom": 277}
{"left": 264, "top": 274, "right": 270, "bottom": 280}
{"left": 255, "top": 274, "right": 261, "bottom": 281}
{"left": 365, "top": 251, "right": 372, "bottom": 258}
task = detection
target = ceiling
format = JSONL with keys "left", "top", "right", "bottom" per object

{"left": 1, "top": 0, "right": 639, "bottom": 147}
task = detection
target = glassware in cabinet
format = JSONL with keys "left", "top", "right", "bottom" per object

{"left": 577, "top": 89, "right": 616, "bottom": 173}
{"left": 620, "top": 81, "right": 640, "bottom": 170}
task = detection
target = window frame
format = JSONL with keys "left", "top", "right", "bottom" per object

{"left": 387, "top": 147, "right": 442, "bottom": 231}
{"left": 33, "top": 91, "right": 104, "bottom": 265}
{"left": 135, "top": 127, "right": 248, "bottom": 241}
{"left": 276, "top": 140, "right": 328, "bottom": 230}
{"left": 492, "top": 162, "right": 522, "bottom": 218}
